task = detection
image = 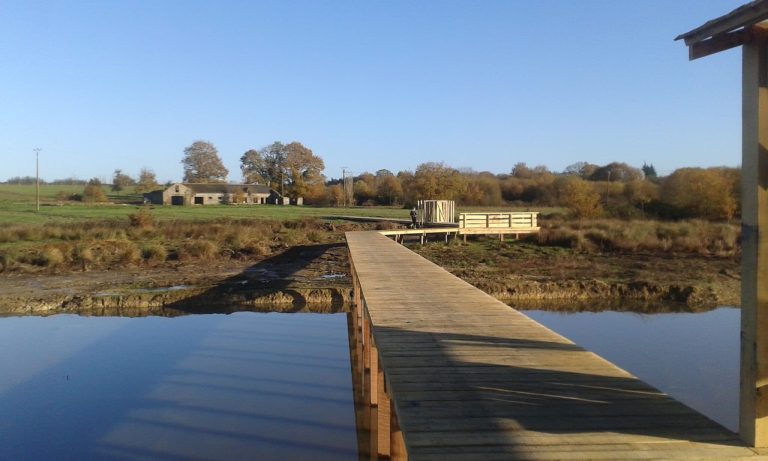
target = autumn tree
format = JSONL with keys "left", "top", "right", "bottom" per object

{"left": 241, "top": 142, "right": 285, "bottom": 192}
{"left": 624, "top": 179, "right": 659, "bottom": 212}
{"left": 241, "top": 141, "right": 324, "bottom": 198}
{"left": 283, "top": 142, "right": 325, "bottom": 198}
{"left": 135, "top": 168, "right": 160, "bottom": 193}
{"left": 555, "top": 176, "right": 602, "bottom": 219}
{"left": 564, "top": 161, "right": 599, "bottom": 179}
{"left": 462, "top": 175, "right": 503, "bottom": 206}
{"left": 327, "top": 184, "right": 345, "bottom": 207}
{"left": 111, "top": 169, "right": 135, "bottom": 192}
{"left": 353, "top": 173, "right": 376, "bottom": 205}
{"left": 182, "top": 140, "right": 228, "bottom": 183}
{"left": 589, "top": 162, "right": 644, "bottom": 182}
{"left": 660, "top": 167, "right": 738, "bottom": 220}
{"left": 240, "top": 149, "right": 267, "bottom": 184}
{"left": 376, "top": 175, "right": 403, "bottom": 205}
{"left": 410, "top": 162, "right": 466, "bottom": 201}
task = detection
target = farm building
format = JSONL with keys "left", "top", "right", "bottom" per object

{"left": 145, "top": 183, "right": 286, "bottom": 206}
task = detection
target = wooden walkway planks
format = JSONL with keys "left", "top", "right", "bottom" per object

{"left": 346, "top": 231, "right": 768, "bottom": 460}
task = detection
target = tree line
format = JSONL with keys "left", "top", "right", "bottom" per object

{"left": 333, "top": 161, "right": 739, "bottom": 221}
{"left": 3, "top": 139, "right": 740, "bottom": 221}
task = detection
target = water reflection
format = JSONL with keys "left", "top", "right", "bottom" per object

{"left": 0, "top": 313, "right": 359, "bottom": 461}
{"left": 520, "top": 305, "right": 739, "bottom": 432}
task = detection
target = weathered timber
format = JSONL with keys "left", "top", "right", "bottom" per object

{"left": 346, "top": 230, "right": 768, "bottom": 460}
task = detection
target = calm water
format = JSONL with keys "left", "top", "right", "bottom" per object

{"left": 0, "top": 313, "right": 358, "bottom": 461}
{"left": 0, "top": 306, "right": 742, "bottom": 459}
{"left": 522, "top": 306, "right": 740, "bottom": 432}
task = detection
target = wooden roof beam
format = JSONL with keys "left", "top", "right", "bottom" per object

{"left": 689, "top": 28, "right": 753, "bottom": 60}
{"left": 676, "top": 0, "right": 768, "bottom": 45}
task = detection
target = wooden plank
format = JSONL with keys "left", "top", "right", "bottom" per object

{"left": 345, "top": 231, "right": 767, "bottom": 459}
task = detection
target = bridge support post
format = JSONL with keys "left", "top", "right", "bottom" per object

{"left": 370, "top": 332, "right": 378, "bottom": 407}
{"left": 377, "top": 367, "right": 391, "bottom": 457}
{"left": 390, "top": 401, "right": 407, "bottom": 461}
{"left": 741, "top": 29, "right": 768, "bottom": 447}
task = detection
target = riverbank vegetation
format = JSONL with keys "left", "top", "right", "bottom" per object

{"left": 0, "top": 212, "right": 369, "bottom": 273}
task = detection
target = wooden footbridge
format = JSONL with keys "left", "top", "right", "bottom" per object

{"left": 347, "top": 231, "right": 768, "bottom": 460}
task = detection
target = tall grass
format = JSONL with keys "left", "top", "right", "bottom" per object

{"left": 0, "top": 215, "right": 359, "bottom": 273}
{"left": 537, "top": 219, "right": 739, "bottom": 256}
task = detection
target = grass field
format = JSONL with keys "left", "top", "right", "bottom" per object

{"left": 0, "top": 184, "right": 552, "bottom": 225}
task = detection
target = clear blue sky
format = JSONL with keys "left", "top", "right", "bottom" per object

{"left": 0, "top": 0, "right": 747, "bottom": 183}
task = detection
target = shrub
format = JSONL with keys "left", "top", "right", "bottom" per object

{"left": 35, "top": 247, "right": 65, "bottom": 267}
{"left": 179, "top": 239, "right": 219, "bottom": 261}
{"left": 129, "top": 207, "right": 155, "bottom": 229}
{"left": 71, "top": 244, "right": 94, "bottom": 270}
{"left": 141, "top": 243, "right": 167, "bottom": 263}
{"left": 660, "top": 168, "right": 738, "bottom": 220}
{"left": 0, "top": 250, "right": 16, "bottom": 272}
{"left": 82, "top": 178, "right": 108, "bottom": 203}
{"left": 116, "top": 242, "right": 142, "bottom": 265}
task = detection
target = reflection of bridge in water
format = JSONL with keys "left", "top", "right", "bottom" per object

{"left": 346, "top": 231, "right": 768, "bottom": 460}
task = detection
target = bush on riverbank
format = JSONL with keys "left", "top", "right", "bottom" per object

{"left": 537, "top": 219, "right": 739, "bottom": 256}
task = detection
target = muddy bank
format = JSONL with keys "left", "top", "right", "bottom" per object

{"left": 471, "top": 278, "right": 732, "bottom": 307}
{"left": 411, "top": 240, "right": 740, "bottom": 308}
{"left": 0, "top": 244, "right": 353, "bottom": 316}
{"left": 0, "top": 238, "right": 742, "bottom": 317}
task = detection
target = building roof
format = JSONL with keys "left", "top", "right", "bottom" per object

{"left": 676, "top": 0, "right": 768, "bottom": 60}
{"left": 178, "top": 183, "right": 273, "bottom": 195}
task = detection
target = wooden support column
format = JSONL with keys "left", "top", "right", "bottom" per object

{"left": 741, "top": 28, "right": 768, "bottom": 447}
{"left": 390, "top": 401, "right": 407, "bottom": 461}
{"left": 370, "top": 335, "right": 378, "bottom": 407}
{"left": 363, "top": 313, "right": 370, "bottom": 371}
{"left": 377, "top": 367, "right": 391, "bottom": 458}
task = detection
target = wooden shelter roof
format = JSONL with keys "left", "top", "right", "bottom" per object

{"left": 676, "top": 0, "right": 768, "bottom": 60}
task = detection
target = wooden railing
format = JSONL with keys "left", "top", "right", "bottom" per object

{"left": 458, "top": 211, "right": 539, "bottom": 230}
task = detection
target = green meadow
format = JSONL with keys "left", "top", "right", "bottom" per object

{"left": 0, "top": 184, "right": 410, "bottom": 225}
{"left": 0, "top": 184, "right": 554, "bottom": 225}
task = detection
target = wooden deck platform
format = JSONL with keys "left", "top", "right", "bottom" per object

{"left": 346, "top": 231, "right": 768, "bottom": 460}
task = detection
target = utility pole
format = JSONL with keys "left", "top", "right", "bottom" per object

{"left": 341, "top": 167, "right": 348, "bottom": 207}
{"left": 33, "top": 148, "right": 41, "bottom": 212}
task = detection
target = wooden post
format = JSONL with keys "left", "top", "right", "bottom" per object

{"left": 370, "top": 335, "right": 378, "bottom": 406}
{"left": 390, "top": 400, "right": 407, "bottom": 460}
{"left": 741, "top": 28, "right": 768, "bottom": 447}
{"left": 363, "top": 312, "right": 370, "bottom": 371}
{"left": 377, "top": 366, "right": 391, "bottom": 457}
